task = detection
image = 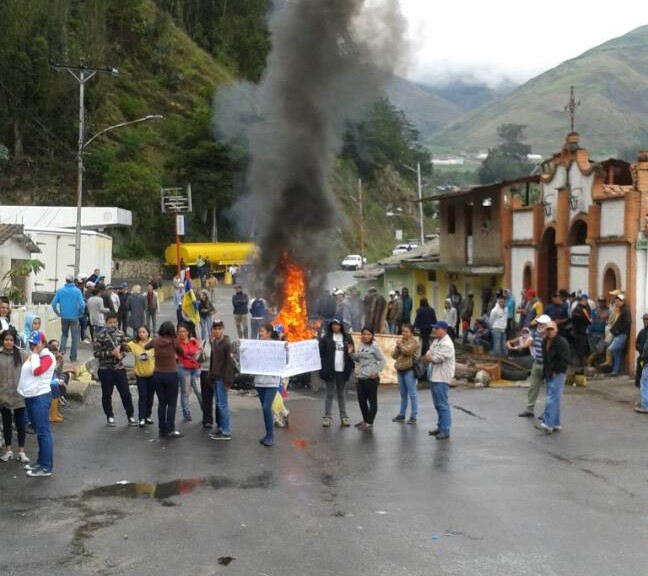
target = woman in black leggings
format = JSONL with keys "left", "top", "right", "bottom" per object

{"left": 349, "top": 327, "right": 386, "bottom": 430}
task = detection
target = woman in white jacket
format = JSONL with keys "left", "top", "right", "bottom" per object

{"left": 18, "top": 332, "right": 57, "bottom": 477}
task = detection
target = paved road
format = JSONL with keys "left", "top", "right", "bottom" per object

{"left": 3, "top": 282, "right": 648, "bottom": 575}
{"left": 2, "top": 364, "right": 648, "bottom": 575}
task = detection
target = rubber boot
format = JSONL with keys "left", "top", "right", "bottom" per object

{"left": 49, "top": 398, "right": 64, "bottom": 423}
{"left": 599, "top": 349, "right": 613, "bottom": 370}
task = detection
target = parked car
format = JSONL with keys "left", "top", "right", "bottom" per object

{"left": 392, "top": 242, "right": 417, "bottom": 255}
{"left": 340, "top": 254, "right": 364, "bottom": 270}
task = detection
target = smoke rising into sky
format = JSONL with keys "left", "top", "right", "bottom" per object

{"left": 214, "top": 0, "right": 409, "bottom": 293}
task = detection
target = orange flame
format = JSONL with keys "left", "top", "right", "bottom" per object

{"left": 274, "top": 258, "right": 316, "bottom": 342}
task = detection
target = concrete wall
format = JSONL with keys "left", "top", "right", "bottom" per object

{"left": 600, "top": 200, "right": 625, "bottom": 237}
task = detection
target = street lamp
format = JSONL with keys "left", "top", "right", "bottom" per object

{"left": 402, "top": 162, "right": 425, "bottom": 246}
{"left": 73, "top": 114, "right": 163, "bottom": 276}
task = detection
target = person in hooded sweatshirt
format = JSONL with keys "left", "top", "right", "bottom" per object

{"left": 19, "top": 312, "right": 46, "bottom": 347}
{"left": 18, "top": 331, "right": 57, "bottom": 477}
{"left": 93, "top": 313, "right": 136, "bottom": 428}
{"left": 145, "top": 321, "right": 184, "bottom": 438}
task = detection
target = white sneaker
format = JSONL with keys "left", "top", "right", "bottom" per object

{"left": 16, "top": 451, "right": 30, "bottom": 463}
{"left": 107, "top": 417, "right": 116, "bottom": 427}
{"left": 0, "top": 450, "right": 14, "bottom": 462}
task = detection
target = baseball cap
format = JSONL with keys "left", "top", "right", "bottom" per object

{"left": 431, "top": 321, "right": 449, "bottom": 330}
{"left": 65, "top": 274, "right": 75, "bottom": 283}
{"left": 28, "top": 331, "right": 42, "bottom": 345}
{"left": 536, "top": 314, "right": 551, "bottom": 324}
{"left": 616, "top": 293, "right": 625, "bottom": 301}
{"left": 86, "top": 281, "right": 95, "bottom": 288}
{"left": 579, "top": 293, "right": 588, "bottom": 300}
{"left": 526, "top": 289, "right": 536, "bottom": 297}
{"left": 609, "top": 289, "right": 621, "bottom": 296}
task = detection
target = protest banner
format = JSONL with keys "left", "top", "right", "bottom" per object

{"left": 239, "top": 339, "right": 287, "bottom": 376}
{"left": 239, "top": 339, "right": 321, "bottom": 377}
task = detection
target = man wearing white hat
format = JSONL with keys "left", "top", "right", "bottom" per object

{"left": 518, "top": 314, "right": 551, "bottom": 417}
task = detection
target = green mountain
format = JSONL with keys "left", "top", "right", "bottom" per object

{"left": 433, "top": 25, "right": 648, "bottom": 156}
{"left": 0, "top": 0, "right": 262, "bottom": 255}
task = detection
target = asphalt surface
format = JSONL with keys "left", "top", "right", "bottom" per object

{"left": 2, "top": 280, "right": 648, "bottom": 575}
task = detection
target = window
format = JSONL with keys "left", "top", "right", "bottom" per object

{"left": 447, "top": 205, "right": 456, "bottom": 234}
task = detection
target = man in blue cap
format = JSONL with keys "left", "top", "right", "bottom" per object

{"left": 424, "top": 321, "right": 455, "bottom": 440}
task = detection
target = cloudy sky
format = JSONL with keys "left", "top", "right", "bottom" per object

{"left": 398, "top": 0, "right": 644, "bottom": 85}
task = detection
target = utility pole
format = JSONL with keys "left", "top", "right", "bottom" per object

{"left": 358, "top": 178, "right": 365, "bottom": 259}
{"left": 51, "top": 60, "right": 118, "bottom": 276}
{"left": 416, "top": 162, "right": 424, "bottom": 246}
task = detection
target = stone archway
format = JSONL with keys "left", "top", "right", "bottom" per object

{"left": 523, "top": 263, "right": 532, "bottom": 290}
{"left": 538, "top": 227, "right": 557, "bottom": 303}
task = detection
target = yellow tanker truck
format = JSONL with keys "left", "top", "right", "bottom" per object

{"left": 164, "top": 242, "right": 257, "bottom": 272}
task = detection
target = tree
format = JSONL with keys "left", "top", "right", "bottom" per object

{"left": 342, "top": 98, "right": 430, "bottom": 183}
{"left": 478, "top": 123, "right": 534, "bottom": 184}
{"left": 2, "top": 259, "right": 44, "bottom": 305}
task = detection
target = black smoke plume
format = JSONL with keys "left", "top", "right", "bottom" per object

{"left": 215, "top": 0, "right": 409, "bottom": 296}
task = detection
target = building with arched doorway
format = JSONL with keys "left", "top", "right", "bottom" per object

{"left": 505, "top": 133, "right": 648, "bottom": 372}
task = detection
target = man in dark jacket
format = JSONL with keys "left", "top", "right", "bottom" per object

{"left": 92, "top": 314, "right": 136, "bottom": 427}
{"left": 536, "top": 321, "right": 570, "bottom": 434}
{"left": 207, "top": 320, "right": 233, "bottom": 440}
{"left": 634, "top": 316, "right": 648, "bottom": 413}
{"left": 319, "top": 319, "right": 354, "bottom": 427}
{"left": 231, "top": 285, "right": 249, "bottom": 339}
{"left": 608, "top": 294, "right": 632, "bottom": 376}
{"left": 634, "top": 313, "right": 648, "bottom": 389}
{"left": 570, "top": 293, "right": 592, "bottom": 369}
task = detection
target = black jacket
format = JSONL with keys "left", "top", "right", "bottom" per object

{"left": 541, "top": 335, "right": 570, "bottom": 378}
{"left": 611, "top": 305, "right": 632, "bottom": 337}
{"left": 319, "top": 329, "right": 354, "bottom": 382}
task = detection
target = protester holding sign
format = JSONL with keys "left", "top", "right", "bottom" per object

{"left": 254, "top": 324, "right": 282, "bottom": 446}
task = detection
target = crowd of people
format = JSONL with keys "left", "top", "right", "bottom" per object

{"left": 4, "top": 270, "right": 648, "bottom": 478}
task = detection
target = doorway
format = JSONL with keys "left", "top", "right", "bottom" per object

{"left": 538, "top": 227, "right": 557, "bottom": 303}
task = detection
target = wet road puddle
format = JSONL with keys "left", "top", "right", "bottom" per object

{"left": 78, "top": 470, "right": 274, "bottom": 502}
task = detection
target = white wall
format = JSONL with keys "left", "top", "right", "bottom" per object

{"left": 567, "top": 165, "right": 594, "bottom": 217}
{"left": 512, "top": 211, "right": 533, "bottom": 241}
{"left": 569, "top": 245, "right": 590, "bottom": 293}
{"left": 600, "top": 200, "right": 625, "bottom": 237}
{"left": 26, "top": 228, "right": 113, "bottom": 294}
{"left": 636, "top": 247, "right": 648, "bottom": 318}
{"left": 510, "top": 246, "right": 535, "bottom": 302}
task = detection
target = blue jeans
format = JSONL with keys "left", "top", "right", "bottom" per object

{"left": 491, "top": 328, "right": 506, "bottom": 356}
{"left": 214, "top": 379, "right": 230, "bottom": 434}
{"left": 199, "top": 317, "right": 211, "bottom": 342}
{"left": 60, "top": 318, "right": 79, "bottom": 362}
{"left": 25, "top": 393, "right": 53, "bottom": 471}
{"left": 154, "top": 371, "right": 179, "bottom": 435}
{"left": 256, "top": 387, "right": 277, "bottom": 441}
{"left": 136, "top": 375, "right": 156, "bottom": 420}
{"left": 542, "top": 372, "right": 566, "bottom": 429}
{"left": 640, "top": 364, "right": 648, "bottom": 409}
{"left": 177, "top": 366, "right": 202, "bottom": 418}
{"left": 430, "top": 381, "right": 451, "bottom": 434}
{"left": 397, "top": 369, "right": 418, "bottom": 418}
{"left": 608, "top": 333, "right": 627, "bottom": 375}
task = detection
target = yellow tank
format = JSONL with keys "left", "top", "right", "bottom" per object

{"left": 164, "top": 242, "right": 257, "bottom": 267}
